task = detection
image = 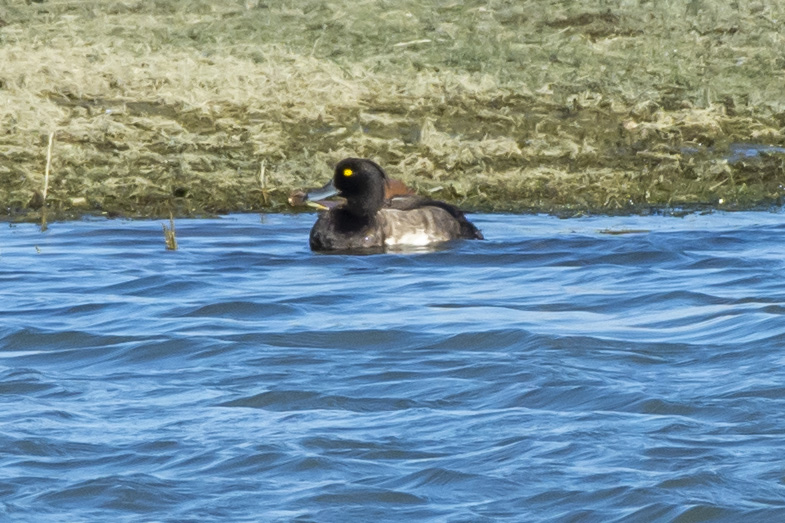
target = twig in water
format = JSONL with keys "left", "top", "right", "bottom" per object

{"left": 162, "top": 213, "right": 178, "bottom": 250}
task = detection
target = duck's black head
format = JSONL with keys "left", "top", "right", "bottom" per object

{"left": 307, "top": 158, "right": 388, "bottom": 218}
{"left": 333, "top": 158, "right": 389, "bottom": 217}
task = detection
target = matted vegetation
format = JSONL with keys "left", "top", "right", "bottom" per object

{"left": 1, "top": 0, "right": 784, "bottom": 220}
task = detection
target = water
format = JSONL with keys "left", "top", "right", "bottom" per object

{"left": 2, "top": 212, "right": 785, "bottom": 522}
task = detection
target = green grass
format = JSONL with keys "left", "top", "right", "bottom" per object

{"left": 1, "top": 0, "right": 784, "bottom": 221}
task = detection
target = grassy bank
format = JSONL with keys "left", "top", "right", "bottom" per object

{"left": 2, "top": 0, "right": 784, "bottom": 220}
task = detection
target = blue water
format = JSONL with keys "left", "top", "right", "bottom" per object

{"left": 2, "top": 212, "right": 785, "bottom": 522}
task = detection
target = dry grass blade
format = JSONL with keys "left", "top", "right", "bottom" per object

{"left": 260, "top": 160, "right": 269, "bottom": 206}
{"left": 40, "top": 131, "right": 55, "bottom": 232}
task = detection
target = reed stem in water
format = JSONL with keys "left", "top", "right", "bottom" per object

{"left": 162, "top": 212, "right": 178, "bottom": 250}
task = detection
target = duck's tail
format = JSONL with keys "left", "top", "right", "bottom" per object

{"left": 427, "top": 201, "right": 484, "bottom": 240}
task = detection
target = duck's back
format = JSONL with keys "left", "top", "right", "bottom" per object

{"left": 379, "top": 197, "right": 483, "bottom": 246}
{"left": 383, "top": 196, "right": 484, "bottom": 244}
{"left": 379, "top": 207, "right": 459, "bottom": 246}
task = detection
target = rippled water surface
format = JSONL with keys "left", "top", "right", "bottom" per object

{"left": 2, "top": 212, "right": 785, "bottom": 522}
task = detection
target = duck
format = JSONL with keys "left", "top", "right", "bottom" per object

{"left": 304, "top": 158, "right": 483, "bottom": 252}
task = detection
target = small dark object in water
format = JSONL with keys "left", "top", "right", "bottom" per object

{"left": 305, "top": 158, "right": 483, "bottom": 252}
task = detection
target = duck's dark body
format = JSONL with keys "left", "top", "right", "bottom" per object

{"left": 307, "top": 158, "right": 483, "bottom": 253}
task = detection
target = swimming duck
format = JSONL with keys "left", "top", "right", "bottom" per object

{"left": 305, "top": 158, "right": 483, "bottom": 252}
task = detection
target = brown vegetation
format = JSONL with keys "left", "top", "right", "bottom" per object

{"left": 1, "top": 0, "right": 784, "bottom": 221}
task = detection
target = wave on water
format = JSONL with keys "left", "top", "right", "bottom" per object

{"left": 1, "top": 212, "right": 785, "bottom": 521}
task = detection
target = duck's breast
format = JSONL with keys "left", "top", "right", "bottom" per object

{"left": 379, "top": 207, "right": 461, "bottom": 246}
{"left": 309, "top": 211, "right": 384, "bottom": 251}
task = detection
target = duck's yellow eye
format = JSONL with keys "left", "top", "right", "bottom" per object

{"left": 343, "top": 168, "right": 353, "bottom": 177}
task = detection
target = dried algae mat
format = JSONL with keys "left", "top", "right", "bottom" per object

{"left": 2, "top": 0, "right": 784, "bottom": 220}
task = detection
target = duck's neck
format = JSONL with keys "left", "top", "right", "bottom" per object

{"left": 346, "top": 191, "right": 384, "bottom": 218}
{"left": 334, "top": 207, "right": 377, "bottom": 232}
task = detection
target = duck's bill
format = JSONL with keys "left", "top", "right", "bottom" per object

{"left": 303, "top": 180, "right": 340, "bottom": 210}
{"left": 288, "top": 189, "right": 335, "bottom": 210}
{"left": 306, "top": 200, "right": 331, "bottom": 210}
{"left": 305, "top": 180, "right": 339, "bottom": 202}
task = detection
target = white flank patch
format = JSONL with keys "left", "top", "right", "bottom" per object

{"left": 385, "top": 231, "right": 434, "bottom": 246}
